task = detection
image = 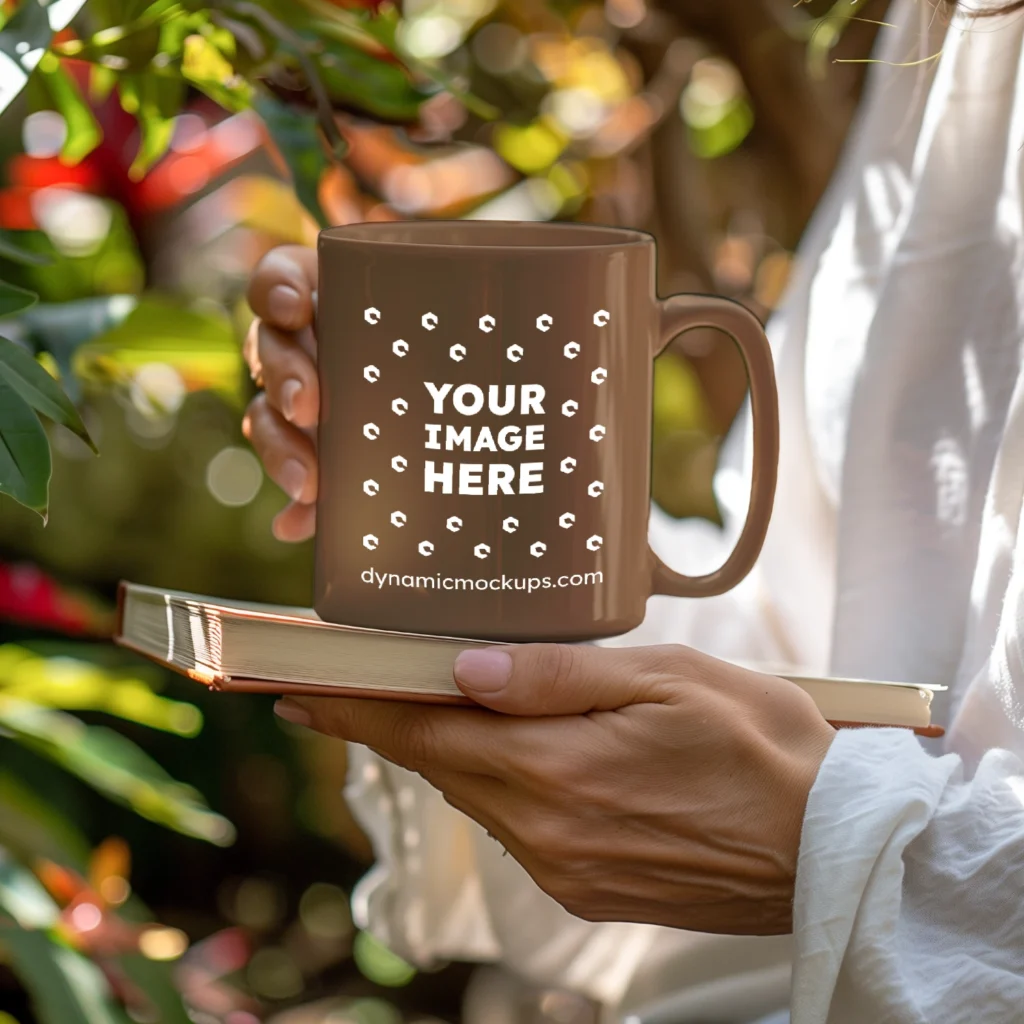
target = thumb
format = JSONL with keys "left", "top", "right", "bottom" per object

{"left": 452, "top": 643, "right": 678, "bottom": 716}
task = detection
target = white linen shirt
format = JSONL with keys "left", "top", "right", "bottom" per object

{"left": 343, "top": 2, "right": 1024, "bottom": 1020}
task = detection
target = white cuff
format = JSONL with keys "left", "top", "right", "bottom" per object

{"left": 791, "top": 728, "right": 961, "bottom": 1024}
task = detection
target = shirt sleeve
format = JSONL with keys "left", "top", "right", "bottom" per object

{"left": 343, "top": 742, "right": 666, "bottom": 1006}
{"left": 791, "top": 727, "right": 1024, "bottom": 1023}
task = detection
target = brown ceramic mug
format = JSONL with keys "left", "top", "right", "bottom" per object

{"left": 314, "top": 221, "right": 778, "bottom": 642}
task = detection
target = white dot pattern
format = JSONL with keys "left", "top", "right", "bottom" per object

{"left": 360, "top": 307, "right": 612, "bottom": 561}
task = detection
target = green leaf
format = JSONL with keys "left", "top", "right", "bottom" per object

{"left": 180, "top": 30, "right": 254, "bottom": 112}
{"left": 253, "top": 92, "right": 329, "bottom": 228}
{"left": 0, "top": 377, "right": 50, "bottom": 516}
{"left": 0, "top": 0, "right": 53, "bottom": 118}
{"left": 0, "top": 336, "right": 96, "bottom": 452}
{"left": 319, "top": 7, "right": 492, "bottom": 120}
{"left": 0, "top": 926, "right": 129, "bottom": 1024}
{"left": 121, "top": 73, "right": 185, "bottom": 180}
{"left": 89, "top": 62, "right": 117, "bottom": 102}
{"left": 0, "top": 645, "right": 203, "bottom": 737}
{"left": 0, "top": 849, "right": 58, "bottom": 929}
{"left": 116, "top": 955, "right": 191, "bottom": 1024}
{"left": 277, "top": 0, "right": 393, "bottom": 56}
{"left": 0, "top": 773, "right": 91, "bottom": 869}
{"left": 19, "top": 295, "right": 137, "bottom": 395}
{"left": 0, "top": 280, "right": 38, "bottom": 318}
{"left": 182, "top": 30, "right": 232, "bottom": 79}
{"left": 35, "top": 53, "right": 102, "bottom": 164}
{"left": 0, "top": 231, "right": 50, "bottom": 268}
{"left": 0, "top": 698, "right": 235, "bottom": 846}
{"left": 155, "top": 9, "right": 206, "bottom": 60}
{"left": 316, "top": 36, "right": 434, "bottom": 123}
{"left": 73, "top": 295, "right": 243, "bottom": 402}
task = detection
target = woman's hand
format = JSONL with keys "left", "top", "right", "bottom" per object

{"left": 242, "top": 245, "right": 320, "bottom": 542}
{"left": 275, "top": 643, "right": 835, "bottom": 936}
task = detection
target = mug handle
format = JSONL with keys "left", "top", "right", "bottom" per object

{"left": 647, "top": 294, "right": 779, "bottom": 598}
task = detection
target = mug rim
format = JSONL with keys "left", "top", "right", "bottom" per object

{"left": 319, "top": 220, "right": 653, "bottom": 252}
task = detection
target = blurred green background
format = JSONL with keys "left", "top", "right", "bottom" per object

{"left": 0, "top": 0, "right": 887, "bottom": 1021}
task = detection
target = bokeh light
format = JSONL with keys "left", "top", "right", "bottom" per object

{"left": 69, "top": 901, "right": 102, "bottom": 932}
{"left": 31, "top": 189, "right": 113, "bottom": 258}
{"left": 139, "top": 926, "right": 190, "bottom": 960}
{"left": 206, "top": 446, "right": 264, "bottom": 507}
{"left": 225, "top": 875, "right": 286, "bottom": 931}
{"left": 299, "top": 882, "right": 353, "bottom": 942}
{"left": 471, "top": 22, "right": 527, "bottom": 74}
{"left": 399, "top": 15, "right": 465, "bottom": 59}
{"left": 246, "top": 946, "right": 304, "bottom": 1000}
{"left": 98, "top": 875, "right": 131, "bottom": 905}
{"left": 22, "top": 110, "right": 67, "bottom": 157}
{"left": 130, "top": 363, "right": 187, "bottom": 418}
{"left": 352, "top": 930, "right": 417, "bottom": 988}
{"left": 680, "top": 57, "right": 754, "bottom": 158}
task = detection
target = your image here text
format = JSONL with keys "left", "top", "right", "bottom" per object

{"left": 421, "top": 382, "right": 550, "bottom": 495}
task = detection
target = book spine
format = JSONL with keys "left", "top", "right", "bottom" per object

{"left": 114, "top": 580, "right": 127, "bottom": 640}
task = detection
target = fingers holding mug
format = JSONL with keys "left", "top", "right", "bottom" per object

{"left": 248, "top": 245, "right": 318, "bottom": 332}
{"left": 244, "top": 319, "right": 320, "bottom": 429}
{"left": 271, "top": 500, "right": 316, "bottom": 543}
{"left": 243, "top": 392, "right": 318, "bottom": 542}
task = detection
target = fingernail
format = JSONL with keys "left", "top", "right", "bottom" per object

{"left": 268, "top": 285, "right": 301, "bottom": 326}
{"left": 274, "top": 699, "right": 311, "bottom": 727}
{"left": 278, "top": 458, "right": 307, "bottom": 502}
{"left": 280, "top": 378, "right": 302, "bottom": 422}
{"left": 454, "top": 649, "right": 512, "bottom": 693}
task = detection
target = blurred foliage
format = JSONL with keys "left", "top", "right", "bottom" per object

{"left": 0, "top": 647, "right": 218, "bottom": 1024}
{"left": 0, "top": 0, "right": 886, "bottom": 521}
{"left": 0, "top": 0, "right": 892, "bottom": 1020}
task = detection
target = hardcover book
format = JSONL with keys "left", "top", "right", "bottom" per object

{"left": 114, "top": 582, "right": 943, "bottom": 736}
